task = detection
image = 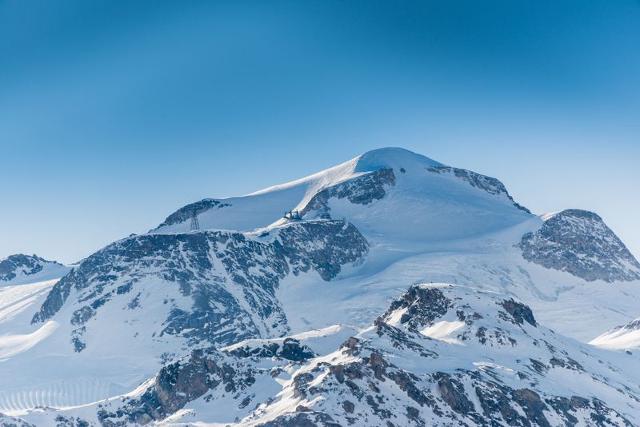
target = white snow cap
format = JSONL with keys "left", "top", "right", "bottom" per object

{"left": 353, "top": 147, "right": 443, "bottom": 172}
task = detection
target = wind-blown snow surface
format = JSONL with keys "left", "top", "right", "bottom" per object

{"left": 2, "top": 147, "right": 640, "bottom": 426}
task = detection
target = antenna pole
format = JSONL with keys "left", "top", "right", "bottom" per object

{"left": 190, "top": 212, "right": 200, "bottom": 231}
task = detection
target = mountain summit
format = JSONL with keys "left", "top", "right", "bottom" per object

{"left": 155, "top": 147, "right": 531, "bottom": 243}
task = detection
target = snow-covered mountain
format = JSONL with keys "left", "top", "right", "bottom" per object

{"left": 153, "top": 148, "right": 531, "bottom": 244}
{"left": 15, "top": 284, "right": 640, "bottom": 426}
{"left": 1, "top": 147, "right": 639, "bottom": 426}
{"left": 0, "top": 254, "right": 69, "bottom": 286}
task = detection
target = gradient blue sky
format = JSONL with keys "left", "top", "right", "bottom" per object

{"left": 1, "top": 0, "right": 639, "bottom": 263}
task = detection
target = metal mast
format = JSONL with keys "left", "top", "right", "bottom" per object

{"left": 190, "top": 212, "right": 200, "bottom": 231}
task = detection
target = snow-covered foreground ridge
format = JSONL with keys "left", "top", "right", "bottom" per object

{"left": 2, "top": 147, "right": 640, "bottom": 426}
{"left": 14, "top": 284, "right": 640, "bottom": 426}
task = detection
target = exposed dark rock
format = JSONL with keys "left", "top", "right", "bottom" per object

{"left": 32, "top": 220, "right": 368, "bottom": 352}
{"left": 277, "top": 221, "right": 369, "bottom": 281}
{"left": 434, "top": 372, "right": 475, "bottom": 415}
{"left": 53, "top": 415, "right": 91, "bottom": 427}
{"left": 301, "top": 168, "right": 396, "bottom": 218}
{"left": 500, "top": 299, "right": 536, "bottom": 327}
{"left": 256, "top": 412, "right": 341, "bottom": 427}
{"left": 98, "top": 348, "right": 254, "bottom": 425}
{"left": 519, "top": 209, "right": 640, "bottom": 282}
{"left": 342, "top": 400, "right": 355, "bottom": 414}
{"left": 381, "top": 286, "right": 451, "bottom": 330}
{"left": 512, "top": 388, "right": 550, "bottom": 427}
{"left": 227, "top": 338, "right": 315, "bottom": 362}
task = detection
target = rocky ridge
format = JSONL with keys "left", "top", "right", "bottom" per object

{"left": 519, "top": 209, "right": 640, "bottom": 282}
{"left": 0, "top": 254, "right": 68, "bottom": 285}
{"left": 32, "top": 220, "right": 368, "bottom": 354}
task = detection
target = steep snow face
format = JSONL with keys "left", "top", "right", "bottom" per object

{"left": 520, "top": 209, "right": 640, "bottom": 282}
{"left": 591, "top": 318, "right": 640, "bottom": 350}
{"left": 0, "top": 254, "right": 69, "bottom": 286}
{"left": 0, "top": 219, "right": 367, "bottom": 414}
{"left": 153, "top": 147, "right": 532, "bottom": 244}
{"left": 24, "top": 284, "right": 640, "bottom": 426}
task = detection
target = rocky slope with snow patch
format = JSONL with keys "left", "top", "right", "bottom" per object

{"left": 519, "top": 209, "right": 640, "bottom": 282}
{"left": 15, "top": 284, "right": 640, "bottom": 426}
{"left": 32, "top": 220, "right": 366, "bottom": 349}
{"left": 0, "top": 219, "right": 368, "bottom": 416}
{"left": 235, "top": 284, "right": 639, "bottom": 427}
{"left": 0, "top": 413, "right": 33, "bottom": 427}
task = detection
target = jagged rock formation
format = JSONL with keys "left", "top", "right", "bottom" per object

{"left": 520, "top": 209, "right": 640, "bottom": 282}
{"left": 0, "top": 254, "right": 68, "bottom": 285}
{"left": 240, "top": 284, "right": 636, "bottom": 426}
{"left": 32, "top": 220, "right": 368, "bottom": 353}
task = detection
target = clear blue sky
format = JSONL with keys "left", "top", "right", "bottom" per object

{"left": 1, "top": 0, "right": 639, "bottom": 263}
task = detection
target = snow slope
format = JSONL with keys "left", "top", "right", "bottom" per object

{"left": 590, "top": 317, "right": 640, "bottom": 350}
{"left": 153, "top": 147, "right": 531, "bottom": 244}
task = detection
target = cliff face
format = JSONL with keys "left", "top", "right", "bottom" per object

{"left": 520, "top": 209, "right": 640, "bottom": 282}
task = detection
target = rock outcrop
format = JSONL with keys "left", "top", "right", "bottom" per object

{"left": 520, "top": 209, "right": 640, "bottom": 282}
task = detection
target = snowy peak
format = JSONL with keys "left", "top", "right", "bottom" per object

{"left": 0, "top": 254, "right": 69, "bottom": 286}
{"left": 352, "top": 146, "right": 443, "bottom": 173}
{"left": 520, "top": 209, "right": 640, "bottom": 282}
{"left": 591, "top": 317, "right": 640, "bottom": 350}
{"left": 154, "top": 147, "right": 532, "bottom": 243}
